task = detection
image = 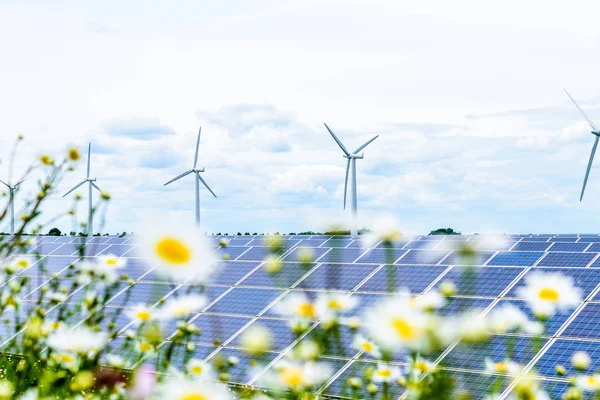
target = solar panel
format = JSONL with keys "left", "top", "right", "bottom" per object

{"left": 13, "top": 233, "right": 600, "bottom": 399}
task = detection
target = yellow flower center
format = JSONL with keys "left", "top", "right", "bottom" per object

{"left": 538, "top": 288, "right": 559, "bottom": 301}
{"left": 68, "top": 148, "right": 80, "bottom": 161}
{"left": 391, "top": 318, "right": 416, "bottom": 340}
{"left": 106, "top": 258, "right": 118, "bottom": 266}
{"left": 181, "top": 393, "right": 207, "bottom": 400}
{"left": 281, "top": 367, "right": 305, "bottom": 387}
{"left": 155, "top": 237, "right": 191, "bottom": 265}
{"left": 587, "top": 376, "right": 597, "bottom": 385}
{"left": 190, "top": 365, "right": 203, "bottom": 375}
{"left": 361, "top": 342, "right": 374, "bottom": 352}
{"left": 136, "top": 311, "right": 151, "bottom": 321}
{"left": 495, "top": 362, "right": 508, "bottom": 372}
{"left": 60, "top": 354, "right": 74, "bottom": 363}
{"left": 51, "top": 322, "right": 60, "bottom": 329}
{"left": 328, "top": 299, "right": 343, "bottom": 309}
{"left": 139, "top": 343, "right": 152, "bottom": 352}
{"left": 378, "top": 369, "right": 391, "bottom": 377}
{"left": 297, "top": 303, "right": 316, "bottom": 318}
{"left": 414, "top": 362, "right": 429, "bottom": 372}
{"left": 16, "top": 259, "right": 29, "bottom": 268}
{"left": 175, "top": 308, "right": 190, "bottom": 317}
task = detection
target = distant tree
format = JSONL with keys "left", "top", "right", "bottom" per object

{"left": 429, "top": 228, "right": 460, "bottom": 235}
{"left": 244, "top": 232, "right": 250, "bottom": 235}
{"left": 237, "top": 232, "right": 242, "bottom": 236}
{"left": 324, "top": 229, "right": 350, "bottom": 235}
{"left": 216, "top": 233, "right": 222, "bottom": 236}
{"left": 118, "top": 232, "right": 127, "bottom": 238}
{"left": 224, "top": 233, "right": 229, "bottom": 236}
{"left": 274, "top": 232, "right": 280, "bottom": 235}
{"left": 252, "top": 232, "right": 258, "bottom": 235}
{"left": 289, "top": 232, "right": 296, "bottom": 235}
{"left": 48, "top": 228, "right": 61, "bottom": 236}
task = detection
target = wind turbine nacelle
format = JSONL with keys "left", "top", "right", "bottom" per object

{"left": 345, "top": 153, "right": 364, "bottom": 159}
{"left": 593, "top": 131, "right": 600, "bottom": 137}
{"left": 193, "top": 168, "right": 206, "bottom": 173}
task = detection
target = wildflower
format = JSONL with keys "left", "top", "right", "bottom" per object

{"left": 410, "top": 356, "right": 436, "bottom": 376}
{"left": 295, "top": 340, "right": 320, "bottom": 360}
{"left": 239, "top": 324, "right": 272, "bottom": 355}
{"left": 342, "top": 316, "right": 361, "bottom": 330}
{"left": 263, "top": 255, "right": 282, "bottom": 274}
{"left": 509, "top": 374, "right": 549, "bottom": 400}
{"left": 105, "top": 354, "right": 126, "bottom": 368}
{"left": 135, "top": 341, "right": 155, "bottom": 354}
{"left": 372, "top": 363, "right": 401, "bottom": 383}
{"left": 0, "top": 381, "right": 13, "bottom": 399}
{"left": 265, "top": 235, "right": 284, "bottom": 251}
{"left": 40, "top": 155, "right": 54, "bottom": 165}
{"left": 572, "top": 351, "right": 592, "bottom": 371}
{"left": 159, "top": 294, "right": 207, "bottom": 319}
{"left": 363, "top": 296, "right": 434, "bottom": 352}
{"left": 296, "top": 248, "right": 314, "bottom": 264}
{"left": 274, "top": 293, "right": 317, "bottom": 320}
{"left": 97, "top": 254, "right": 127, "bottom": 269}
{"left": 352, "top": 334, "right": 381, "bottom": 358}
{"left": 227, "top": 356, "right": 240, "bottom": 366}
{"left": 154, "top": 374, "right": 233, "bottom": 400}
{"left": 445, "top": 309, "right": 491, "bottom": 343}
{"left": 412, "top": 291, "right": 446, "bottom": 312}
{"left": 186, "top": 358, "right": 215, "bottom": 380}
{"left": 362, "top": 214, "right": 403, "bottom": 248}
{"left": 555, "top": 365, "right": 566, "bottom": 376}
{"left": 138, "top": 225, "right": 219, "bottom": 283}
{"left": 516, "top": 271, "right": 582, "bottom": 318}
{"left": 47, "top": 326, "right": 108, "bottom": 354}
{"left": 439, "top": 280, "right": 456, "bottom": 297}
{"left": 75, "top": 194, "right": 82, "bottom": 200}
{"left": 68, "top": 147, "right": 80, "bottom": 161}
{"left": 100, "top": 190, "right": 111, "bottom": 200}
{"left": 261, "top": 360, "right": 332, "bottom": 392}
{"left": 488, "top": 303, "right": 529, "bottom": 334}
{"left": 576, "top": 374, "right": 600, "bottom": 391}
{"left": 129, "top": 364, "right": 156, "bottom": 399}
{"left": 315, "top": 292, "right": 358, "bottom": 321}
{"left": 484, "top": 359, "right": 521, "bottom": 374}
{"left": 366, "top": 383, "right": 379, "bottom": 394}
{"left": 11, "top": 256, "right": 32, "bottom": 270}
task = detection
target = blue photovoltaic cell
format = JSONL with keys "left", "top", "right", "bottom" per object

{"left": 507, "top": 267, "right": 600, "bottom": 299}
{"left": 210, "top": 261, "right": 260, "bottom": 285}
{"left": 534, "top": 339, "right": 600, "bottom": 377}
{"left": 81, "top": 243, "right": 111, "bottom": 256}
{"left": 561, "top": 303, "right": 600, "bottom": 339}
{"left": 105, "top": 237, "right": 127, "bottom": 245}
{"left": 188, "top": 314, "right": 252, "bottom": 346}
{"left": 215, "top": 246, "right": 252, "bottom": 260}
{"left": 227, "top": 237, "right": 254, "bottom": 246}
{"left": 206, "top": 287, "right": 282, "bottom": 316}
{"left": 321, "top": 360, "right": 403, "bottom": 399}
{"left": 321, "top": 248, "right": 364, "bottom": 263}
{"left": 294, "top": 263, "right": 377, "bottom": 291}
{"left": 117, "top": 258, "right": 152, "bottom": 280}
{"left": 37, "top": 256, "right": 79, "bottom": 275}
{"left": 486, "top": 252, "right": 544, "bottom": 266}
{"left": 549, "top": 242, "right": 590, "bottom": 252}
{"left": 587, "top": 243, "right": 600, "bottom": 252}
{"left": 402, "top": 240, "right": 436, "bottom": 249}
{"left": 520, "top": 237, "right": 551, "bottom": 242}
{"left": 491, "top": 299, "right": 571, "bottom": 336}
{"left": 101, "top": 244, "right": 134, "bottom": 257}
{"left": 240, "top": 262, "right": 314, "bottom": 288}
{"left": 440, "top": 297, "right": 493, "bottom": 316}
{"left": 29, "top": 243, "right": 63, "bottom": 255}
{"left": 396, "top": 249, "right": 449, "bottom": 265}
{"left": 237, "top": 247, "right": 278, "bottom": 261}
{"left": 209, "top": 347, "right": 277, "bottom": 385}
{"left": 358, "top": 265, "right": 445, "bottom": 294}
{"left": 320, "top": 239, "right": 355, "bottom": 248}
{"left": 281, "top": 247, "right": 330, "bottom": 262}
{"left": 442, "top": 335, "right": 546, "bottom": 371}
{"left": 536, "top": 252, "right": 596, "bottom": 267}
{"left": 157, "top": 343, "right": 218, "bottom": 370}
{"left": 356, "top": 248, "right": 407, "bottom": 264}
{"left": 579, "top": 237, "right": 600, "bottom": 242}
{"left": 346, "top": 239, "right": 367, "bottom": 248}
{"left": 451, "top": 371, "right": 506, "bottom": 399}
{"left": 512, "top": 241, "right": 552, "bottom": 252}
{"left": 107, "top": 282, "right": 175, "bottom": 306}
{"left": 295, "top": 239, "right": 327, "bottom": 247}
{"left": 434, "top": 267, "right": 523, "bottom": 297}
{"left": 549, "top": 236, "right": 579, "bottom": 242}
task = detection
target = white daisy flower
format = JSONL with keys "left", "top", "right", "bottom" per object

{"left": 315, "top": 292, "right": 357, "bottom": 321}
{"left": 372, "top": 363, "right": 402, "bottom": 383}
{"left": 155, "top": 374, "right": 233, "bottom": 400}
{"left": 363, "top": 296, "right": 435, "bottom": 352}
{"left": 137, "top": 225, "right": 219, "bottom": 283}
{"left": 125, "top": 304, "right": 156, "bottom": 325}
{"left": 273, "top": 293, "right": 317, "bottom": 320}
{"left": 239, "top": 324, "right": 272, "bottom": 355}
{"left": 105, "top": 354, "right": 126, "bottom": 369}
{"left": 516, "top": 271, "right": 582, "bottom": 318}
{"left": 412, "top": 291, "right": 446, "bottom": 312}
{"left": 352, "top": 334, "right": 381, "bottom": 358}
{"left": 135, "top": 341, "right": 155, "bottom": 354}
{"left": 572, "top": 351, "right": 592, "bottom": 370}
{"left": 488, "top": 303, "right": 529, "bottom": 334}
{"left": 55, "top": 352, "right": 79, "bottom": 371}
{"left": 11, "top": 256, "right": 32, "bottom": 270}
{"left": 186, "top": 358, "right": 215, "bottom": 380}
{"left": 362, "top": 214, "right": 403, "bottom": 248}
{"left": 97, "top": 254, "right": 127, "bottom": 269}
{"left": 47, "top": 325, "right": 108, "bottom": 354}
{"left": 484, "top": 359, "right": 522, "bottom": 375}
{"left": 260, "top": 360, "right": 332, "bottom": 391}
{"left": 295, "top": 340, "right": 320, "bottom": 361}
{"left": 576, "top": 374, "right": 600, "bottom": 391}
{"left": 159, "top": 294, "right": 207, "bottom": 319}
{"left": 409, "top": 356, "right": 436, "bottom": 376}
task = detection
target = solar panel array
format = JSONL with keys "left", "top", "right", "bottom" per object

{"left": 7, "top": 233, "right": 600, "bottom": 399}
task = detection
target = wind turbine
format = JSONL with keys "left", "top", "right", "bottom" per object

{"left": 324, "top": 123, "right": 379, "bottom": 235}
{"left": 163, "top": 127, "right": 217, "bottom": 227}
{"left": 0, "top": 178, "right": 26, "bottom": 235}
{"left": 564, "top": 89, "right": 600, "bottom": 201}
{"left": 63, "top": 143, "right": 102, "bottom": 235}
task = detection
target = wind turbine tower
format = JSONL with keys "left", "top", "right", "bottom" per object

{"left": 0, "top": 178, "right": 26, "bottom": 235}
{"left": 63, "top": 143, "right": 103, "bottom": 235}
{"left": 324, "top": 123, "right": 379, "bottom": 235}
{"left": 164, "top": 126, "right": 217, "bottom": 227}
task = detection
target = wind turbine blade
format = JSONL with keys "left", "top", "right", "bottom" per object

{"left": 164, "top": 170, "right": 192, "bottom": 186}
{"left": 62, "top": 180, "right": 87, "bottom": 198}
{"left": 91, "top": 182, "right": 102, "bottom": 192}
{"left": 14, "top": 177, "right": 28, "bottom": 188}
{"left": 581, "top": 136, "right": 599, "bottom": 201}
{"left": 197, "top": 174, "right": 217, "bottom": 198}
{"left": 353, "top": 135, "right": 379, "bottom": 153}
{"left": 564, "top": 89, "right": 598, "bottom": 131}
{"left": 0, "top": 179, "right": 9, "bottom": 189}
{"left": 193, "top": 126, "right": 201, "bottom": 169}
{"left": 86, "top": 143, "right": 91, "bottom": 179}
{"left": 324, "top": 123, "right": 350, "bottom": 156}
{"left": 343, "top": 158, "right": 350, "bottom": 210}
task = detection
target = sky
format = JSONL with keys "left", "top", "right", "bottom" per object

{"left": 2, "top": 0, "right": 600, "bottom": 235}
